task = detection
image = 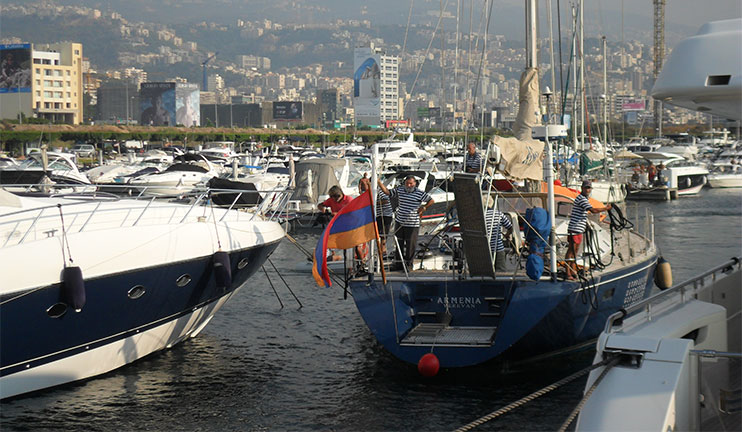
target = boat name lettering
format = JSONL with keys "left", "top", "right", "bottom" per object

{"left": 623, "top": 275, "right": 649, "bottom": 307}
{"left": 437, "top": 297, "right": 482, "bottom": 309}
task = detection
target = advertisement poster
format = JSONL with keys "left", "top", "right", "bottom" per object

{"left": 621, "top": 100, "right": 646, "bottom": 111}
{"left": 140, "top": 82, "right": 176, "bottom": 126}
{"left": 0, "top": 44, "right": 32, "bottom": 93}
{"left": 353, "top": 47, "right": 380, "bottom": 120}
{"left": 273, "top": 101, "right": 302, "bottom": 120}
{"left": 176, "top": 83, "right": 200, "bottom": 127}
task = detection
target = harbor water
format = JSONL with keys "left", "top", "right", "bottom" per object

{"left": 2, "top": 189, "right": 740, "bottom": 431}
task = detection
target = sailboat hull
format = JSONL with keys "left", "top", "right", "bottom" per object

{"left": 349, "top": 255, "right": 658, "bottom": 368}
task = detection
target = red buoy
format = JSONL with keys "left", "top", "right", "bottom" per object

{"left": 417, "top": 353, "right": 440, "bottom": 377}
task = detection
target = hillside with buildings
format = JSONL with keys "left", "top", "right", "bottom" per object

{"left": 0, "top": 0, "right": 730, "bottom": 131}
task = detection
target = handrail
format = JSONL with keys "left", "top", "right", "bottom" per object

{"left": 1, "top": 185, "right": 294, "bottom": 246}
{"left": 605, "top": 256, "right": 741, "bottom": 333}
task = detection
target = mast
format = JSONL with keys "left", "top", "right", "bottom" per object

{"left": 546, "top": 0, "right": 557, "bottom": 115}
{"left": 526, "top": 0, "right": 557, "bottom": 278}
{"left": 602, "top": 36, "right": 608, "bottom": 151}
{"left": 579, "top": 0, "right": 585, "bottom": 150}
{"left": 571, "top": 4, "right": 578, "bottom": 151}
{"left": 602, "top": 35, "right": 608, "bottom": 177}
{"left": 453, "top": 0, "right": 461, "bottom": 132}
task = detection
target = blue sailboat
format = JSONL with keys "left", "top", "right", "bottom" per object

{"left": 346, "top": 0, "right": 660, "bottom": 370}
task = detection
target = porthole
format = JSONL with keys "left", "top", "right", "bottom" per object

{"left": 128, "top": 285, "right": 146, "bottom": 299}
{"left": 176, "top": 274, "right": 192, "bottom": 287}
{"left": 237, "top": 257, "right": 250, "bottom": 270}
{"left": 47, "top": 302, "right": 68, "bottom": 318}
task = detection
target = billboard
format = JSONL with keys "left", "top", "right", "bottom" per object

{"left": 140, "top": 82, "right": 176, "bottom": 126}
{"left": 622, "top": 99, "right": 646, "bottom": 111}
{"left": 0, "top": 43, "right": 32, "bottom": 93}
{"left": 353, "top": 47, "right": 380, "bottom": 120}
{"left": 273, "top": 101, "right": 302, "bottom": 120}
{"left": 176, "top": 83, "right": 200, "bottom": 127}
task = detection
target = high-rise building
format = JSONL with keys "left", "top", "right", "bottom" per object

{"left": 96, "top": 80, "right": 139, "bottom": 124}
{"left": 317, "top": 88, "right": 338, "bottom": 127}
{"left": 353, "top": 45, "right": 400, "bottom": 127}
{"left": 0, "top": 42, "right": 83, "bottom": 124}
{"left": 379, "top": 52, "right": 399, "bottom": 124}
{"left": 206, "top": 74, "right": 224, "bottom": 92}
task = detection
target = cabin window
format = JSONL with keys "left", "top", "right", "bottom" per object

{"left": 176, "top": 274, "right": 192, "bottom": 287}
{"left": 127, "top": 285, "right": 146, "bottom": 299}
{"left": 706, "top": 75, "right": 731, "bottom": 86}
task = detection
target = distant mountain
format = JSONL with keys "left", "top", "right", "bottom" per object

{"left": 40, "top": 0, "right": 703, "bottom": 47}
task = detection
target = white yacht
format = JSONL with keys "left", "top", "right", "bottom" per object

{"left": 633, "top": 152, "right": 709, "bottom": 196}
{"left": 128, "top": 154, "right": 221, "bottom": 196}
{"left": 0, "top": 187, "right": 290, "bottom": 399}
{"left": 0, "top": 152, "right": 93, "bottom": 191}
{"left": 707, "top": 163, "right": 742, "bottom": 188}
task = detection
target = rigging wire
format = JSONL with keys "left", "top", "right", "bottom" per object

{"left": 404, "top": 0, "right": 452, "bottom": 116}
{"left": 557, "top": 0, "right": 565, "bottom": 121}
{"left": 402, "top": 0, "right": 415, "bottom": 56}
{"left": 468, "top": 0, "right": 493, "bottom": 134}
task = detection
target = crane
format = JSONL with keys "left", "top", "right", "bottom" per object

{"left": 202, "top": 52, "right": 218, "bottom": 91}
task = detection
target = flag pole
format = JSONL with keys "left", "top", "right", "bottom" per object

{"left": 370, "top": 144, "right": 386, "bottom": 284}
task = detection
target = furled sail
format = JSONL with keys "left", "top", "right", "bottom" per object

{"left": 485, "top": 67, "right": 544, "bottom": 182}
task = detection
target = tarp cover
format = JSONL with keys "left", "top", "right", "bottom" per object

{"left": 524, "top": 207, "right": 551, "bottom": 280}
{"left": 493, "top": 136, "right": 544, "bottom": 181}
{"left": 291, "top": 159, "right": 346, "bottom": 205}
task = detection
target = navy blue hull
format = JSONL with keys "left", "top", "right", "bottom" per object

{"left": 0, "top": 240, "right": 281, "bottom": 377}
{"left": 349, "top": 255, "right": 658, "bottom": 367}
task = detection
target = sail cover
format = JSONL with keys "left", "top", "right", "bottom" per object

{"left": 512, "top": 68, "right": 540, "bottom": 141}
{"left": 489, "top": 66, "right": 544, "bottom": 182}
{"left": 492, "top": 136, "right": 544, "bottom": 181}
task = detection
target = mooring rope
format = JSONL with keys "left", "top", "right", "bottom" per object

{"left": 268, "top": 257, "right": 303, "bottom": 308}
{"left": 262, "top": 264, "right": 284, "bottom": 308}
{"left": 452, "top": 355, "right": 618, "bottom": 432}
{"left": 558, "top": 356, "right": 621, "bottom": 432}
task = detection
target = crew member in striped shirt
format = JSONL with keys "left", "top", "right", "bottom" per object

{"left": 465, "top": 142, "right": 483, "bottom": 173}
{"left": 566, "top": 180, "right": 611, "bottom": 279}
{"left": 375, "top": 189, "right": 394, "bottom": 255}
{"left": 486, "top": 207, "right": 513, "bottom": 272}
{"left": 377, "top": 175, "right": 435, "bottom": 271}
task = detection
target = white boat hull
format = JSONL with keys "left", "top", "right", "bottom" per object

{"left": 0, "top": 290, "right": 235, "bottom": 399}
{"left": 707, "top": 175, "right": 742, "bottom": 188}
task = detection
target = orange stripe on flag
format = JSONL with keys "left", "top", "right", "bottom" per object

{"left": 327, "top": 223, "right": 376, "bottom": 250}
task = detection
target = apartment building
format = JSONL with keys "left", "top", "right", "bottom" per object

{"left": 0, "top": 42, "right": 83, "bottom": 124}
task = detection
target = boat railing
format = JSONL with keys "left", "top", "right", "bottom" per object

{"left": 604, "top": 256, "right": 741, "bottom": 333}
{"left": 1, "top": 185, "right": 294, "bottom": 247}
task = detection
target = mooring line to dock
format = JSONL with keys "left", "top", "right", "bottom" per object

{"left": 262, "top": 264, "right": 284, "bottom": 308}
{"left": 268, "top": 258, "right": 303, "bottom": 309}
{"left": 558, "top": 356, "right": 621, "bottom": 432}
{"left": 283, "top": 232, "right": 352, "bottom": 292}
{"left": 452, "top": 356, "right": 619, "bottom": 432}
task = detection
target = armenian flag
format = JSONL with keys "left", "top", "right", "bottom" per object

{"left": 312, "top": 189, "right": 377, "bottom": 287}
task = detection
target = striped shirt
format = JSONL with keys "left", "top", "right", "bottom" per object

{"left": 568, "top": 194, "right": 593, "bottom": 234}
{"left": 388, "top": 185, "right": 432, "bottom": 227}
{"left": 486, "top": 209, "right": 513, "bottom": 252}
{"left": 465, "top": 151, "right": 483, "bottom": 172}
{"left": 376, "top": 190, "right": 393, "bottom": 218}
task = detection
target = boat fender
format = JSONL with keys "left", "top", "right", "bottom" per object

{"left": 213, "top": 251, "right": 232, "bottom": 288}
{"left": 418, "top": 353, "right": 440, "bottom": 377}
{"left": 654, "top": 257, "right": 672, "bottom": 290}
{"left": 61, "top": 266, "right": 86, "bottom": 312}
